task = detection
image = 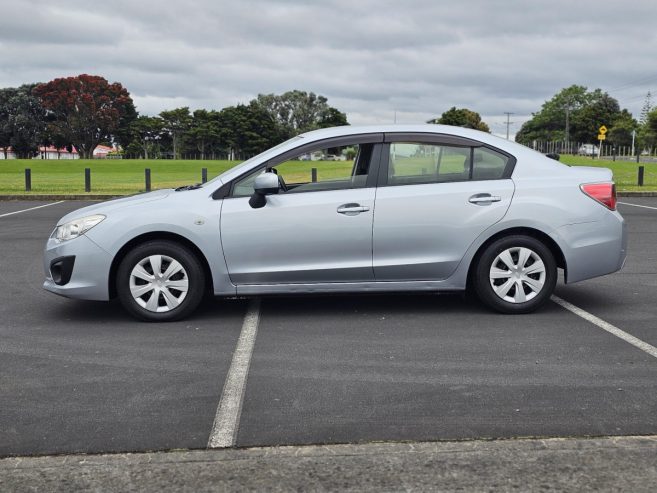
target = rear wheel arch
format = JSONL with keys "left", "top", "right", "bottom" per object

{"left": 467, "top": 227, "right": 567, "bottom": 288}
{"left": 108, "top": 232, "right": 213, "bottom": 299}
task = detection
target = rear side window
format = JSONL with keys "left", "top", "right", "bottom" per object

{"left": 385, "top": 141, "right": 513, "bottom": 186}
{"left": 472, "top": 147, "right": 510, "bottom": 181}
{"left": 388, "top": 143, "right": 471, "bottom": 185}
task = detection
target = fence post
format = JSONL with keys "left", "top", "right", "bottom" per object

{"left": 84, "top": 168, "right": 91, "bottom": 192}
{"left": 638, "top": 166, "right": 644, "bottom": 186}
{"left": 311, "top": 167, "right": 318, "bottom": 182}
{"left": 202, "top": 168, "right": 208, "bottom": 183}
{"left": 25, "top": 168, "right": 31, "bottom": 192}
{"left": 145, "top": 168, "right": 151, "bottom": 192}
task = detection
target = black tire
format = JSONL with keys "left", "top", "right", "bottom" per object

{"left": 473, "top": 235, "right": 557, "bottom": 314}
{"left": 116, "top": 240, "right": 205, "bottom": 322}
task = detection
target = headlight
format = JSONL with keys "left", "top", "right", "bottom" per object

{"left": 52, "top": 214, "right": 106, "bottom": 242}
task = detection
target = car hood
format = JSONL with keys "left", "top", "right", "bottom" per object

{"left": 55, "top": 189, "right": 173, "bottom": 225}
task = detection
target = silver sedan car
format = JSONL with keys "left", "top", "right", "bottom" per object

{"left": 44, "top": 125, "right": 627, "bottom": 321}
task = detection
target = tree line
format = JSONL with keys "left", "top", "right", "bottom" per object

{"left": 0, "top": 74, "right": 348, "bottom": 160}
{"left": 3, "top": 74, "right": 656, "bottom": 160}
{"left": 516, "top": 85, "right": 657, "bottom": 151}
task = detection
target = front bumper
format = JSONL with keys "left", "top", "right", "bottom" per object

{"left": 43, "top": 234, "right": 113, "bottom": 301}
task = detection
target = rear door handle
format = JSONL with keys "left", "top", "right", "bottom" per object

{"left": 468, "top": 194, "right": 501, "bottom": 204}
{"left": 337, "top": 203, "right": 370, "bottom": 215}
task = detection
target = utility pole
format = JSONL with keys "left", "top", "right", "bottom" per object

{"left": 564, "top": 98, "right": 574, "bottom": 153}
{"left": 504, "top": 112, "right": 514, "bottom": 140}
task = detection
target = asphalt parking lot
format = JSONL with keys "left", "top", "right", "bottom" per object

{"left": 1, "top": 198, "right": 656, "bottom": 458}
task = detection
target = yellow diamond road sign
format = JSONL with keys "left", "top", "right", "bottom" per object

{"left": 599, "top": 125, "right": 608, "bottom": 134}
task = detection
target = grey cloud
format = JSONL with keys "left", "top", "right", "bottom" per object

{"left": 1, "top": 0, "right": 655, "bottom": 133}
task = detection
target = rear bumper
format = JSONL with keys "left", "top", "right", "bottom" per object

{"left": 559, "top": 210, "right": 627, "bottom": 284}
{"left": 43, "top": 235, "right": 113, "bottom": 301}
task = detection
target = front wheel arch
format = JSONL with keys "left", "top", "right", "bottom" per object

{"left": 108, "top": 232, "right": 214, "bottom": 299}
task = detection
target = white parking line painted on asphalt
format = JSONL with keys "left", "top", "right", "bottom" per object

{"left": 0, "top": 201, "right": 65, "bottom": 218}
{"left": 208, "top": 298, "right": 261, "bottom": 448}
{"left": 618, "top": 201, "right": 657, "bottom": 211}
{"left": 552, "top": 295, "right": 657, "bottom": 359}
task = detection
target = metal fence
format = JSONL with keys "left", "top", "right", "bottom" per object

{"left": 528, "top": 140, "right": 655, "bottom": 158}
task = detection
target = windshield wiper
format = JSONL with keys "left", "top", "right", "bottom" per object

{"left": 175, "top": 183, "right": 203, "bottom": 191}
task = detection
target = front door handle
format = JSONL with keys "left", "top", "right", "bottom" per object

{"left": 469, "top": 194, "right": 501, "bottom": 204}
{"left": 337, "top": 203, "right": 370, "bottom": 215}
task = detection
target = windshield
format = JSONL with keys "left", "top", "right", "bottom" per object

{"left": 202, "top": 135, "right": 304, "bottom": 187}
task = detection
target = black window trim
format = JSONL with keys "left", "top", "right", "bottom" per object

{"left": 214, "top": 133, "right": 385, "bottom": 199}
{"left": 378, "top": 132, "right": 517, "bottom": 188}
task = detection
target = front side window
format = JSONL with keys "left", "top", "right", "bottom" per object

{"left": 388, "top": 143, "right": 471, "bottom": 185}
{"left": 231, "top": 142, "right": 374, "bottom": 197}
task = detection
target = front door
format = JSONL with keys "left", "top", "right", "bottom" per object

{"left": 220, "top": 139, "right": 382, "bottom": 284}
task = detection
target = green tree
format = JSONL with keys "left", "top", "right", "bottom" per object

{"left": 113, "top": 98, "right": 138, "bottom": 150}
{"left": 0, "top": 84, "right": 47, "bottom": 159}
{"left": 255, "top": 90, "right": 347, "bottom": 138}
{"left": 187, "top": 109, "right": 221, "bottom": 159}
{"left": 42, "top": 125, "right": 73, "bottom": 159}
{"left": 317, "top": 106, "right": 349, "bottom": 128}
{"left": 570, "top": 89, "right": 621, "bottom": 143}
{"left": 607, "top": 110, "right": 637, "bottom": 148}
{"left": 159, "top": 107, "right": 191, "bottom": 159}
{"left": 639, "top": 91, "right": 652, "bottom": 125}
{"left": 427, "top": 107, "right": 490, "bottom": 132}
{"left": 0, "top": 88, "right": 13, "bottom": 159}
{"left": 515, "top": 85, "right": 624, "bottom": 146}
{"left": 639, "top": 107, "right": 657, "bottom": 153}
{"left": 129, "top": 115, "right": 164, "bottom": 159}
{"left": 217, "top": 102, "right": 282, "bottom": 159}
{"left": 34, "top": 74, "right": 134, "bottom": 159}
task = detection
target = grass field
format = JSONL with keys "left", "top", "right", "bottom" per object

{"left": 0, "top": 160, "right": 236, "bottom": 194}
{"left": 0, "top": 155, "right": 655, "bottom": 194}
{"left": 559, "top": 155, "right": 656, "bottom": 191}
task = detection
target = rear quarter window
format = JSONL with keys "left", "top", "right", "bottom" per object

{"left": 472, "top": 147, "right": 510, "bottom": 181}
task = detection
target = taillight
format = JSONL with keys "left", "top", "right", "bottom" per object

{"left": 580, "top": 182, "right": 617, "bottom": 210}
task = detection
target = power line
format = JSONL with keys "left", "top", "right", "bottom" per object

{"left": 607, "top": 73, "right": 657, "bottom": 92}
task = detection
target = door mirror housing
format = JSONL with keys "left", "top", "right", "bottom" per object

{"left": 249, "top": 172, "right": 280, "bottom": 208}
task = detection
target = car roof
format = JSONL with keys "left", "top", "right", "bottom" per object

{"left": 213, "top": 124, "right": 564, "bottom": 185}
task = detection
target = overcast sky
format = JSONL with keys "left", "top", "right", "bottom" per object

{"left": 1, "top": 0, "right": 656, "bottom": 137}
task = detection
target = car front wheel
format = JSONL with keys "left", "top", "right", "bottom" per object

{"left": 473, "top": 235, "right": 557, "bottom": 314}
{"left": 116, "top": 240, "right": 205, "bottom": 322}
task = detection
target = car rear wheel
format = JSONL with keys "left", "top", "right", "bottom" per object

{"left": 473, "top": 235, "right": 556, "bottom": 314}
{"left": 116, "top": 240, "right": 205, "bottom": 322}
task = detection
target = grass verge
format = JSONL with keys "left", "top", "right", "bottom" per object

{"left": 0, "top": 156, "right": 654, "bottom": 194}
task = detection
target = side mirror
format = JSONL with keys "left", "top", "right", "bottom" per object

{"left": 249, "top": 172, "right": 279, "bottom": 209}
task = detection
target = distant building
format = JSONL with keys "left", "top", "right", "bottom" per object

{"left": 0, "top": 144, "right": 121, "bottom": 159}
{"left": 36, "top": 146, "right": 79, "bottom": 160}
{"left": 0, "top": 146, "right": 79, "bottom": 159}
{"left": 93, "top": 145, "right": 115, "bottom": 158}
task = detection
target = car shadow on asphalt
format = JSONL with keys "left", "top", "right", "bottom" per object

{"left": 41, "top": 296, "right": 249, "bottom": 325}
{"left": 256, "top": 291, "right": 563, "bottom": 317}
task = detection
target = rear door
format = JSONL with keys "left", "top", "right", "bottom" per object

{"left": 372, "top": 133, "right": 515, "bottom": 281}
